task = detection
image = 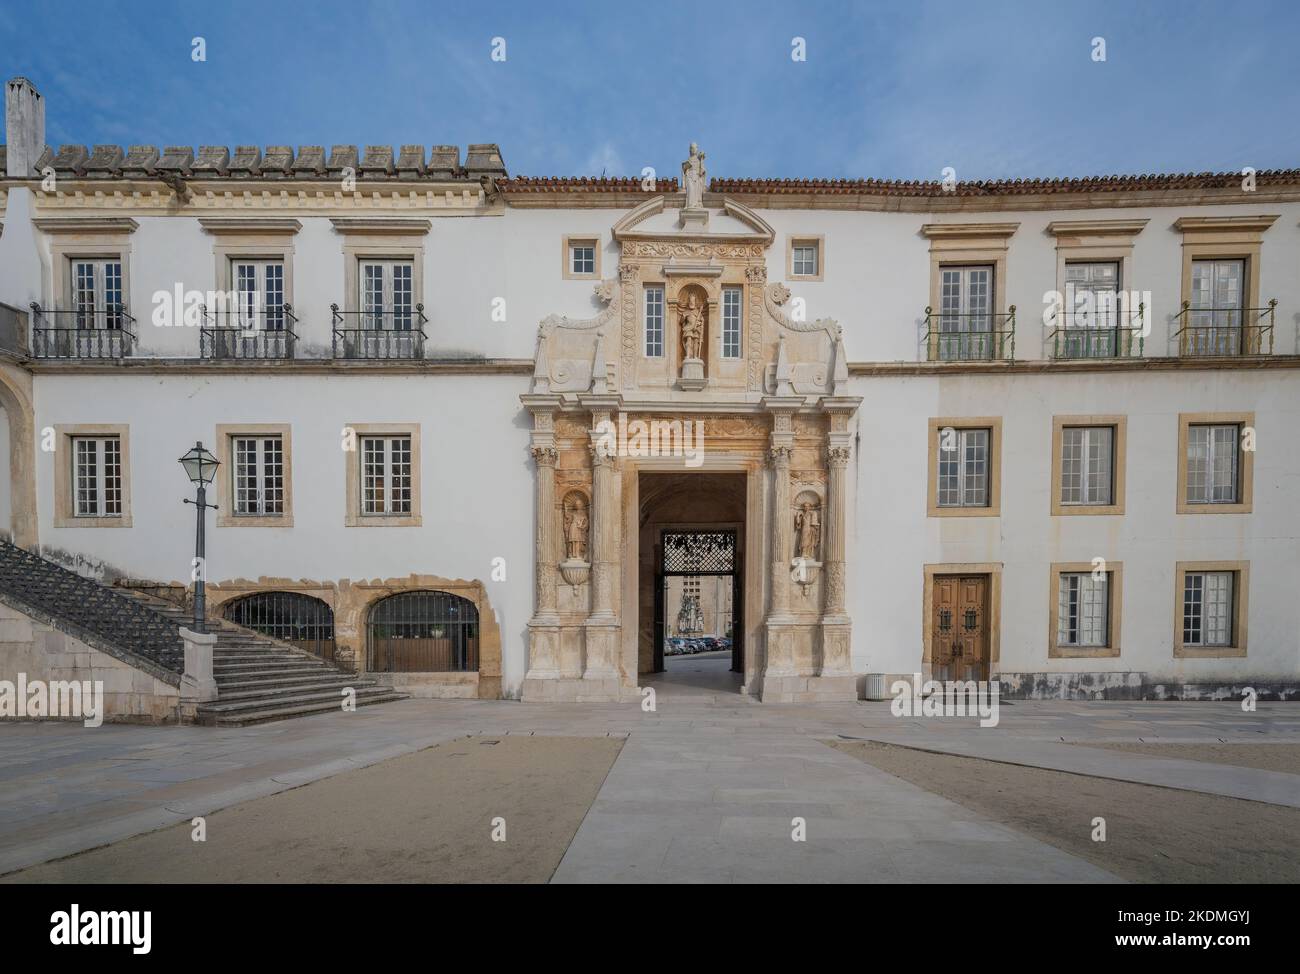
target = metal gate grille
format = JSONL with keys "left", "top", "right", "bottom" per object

{"left": 367, "top": 590, "right": 479, "bottom": 673}
{"left": 662, "top": 530, "right": 736, "bottom": 575}
{"left": 222, "top": 592, "right": 336, "bottom": 662}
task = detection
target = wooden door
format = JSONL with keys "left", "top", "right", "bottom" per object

{"left": 932, "top": 575, "right": 989, "bottom": 682}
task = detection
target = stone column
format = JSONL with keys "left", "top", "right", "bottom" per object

{"left": 582, "top": 399, "right": 621, "bottom": 685}
{"left": 521, "top": 398, "right": 562, "bottom": 692}
{"left": 762, "top": 400, "right": 801, "bottom": 684}
{"left": 819, "top": 443, "right": 853, "bottom": 675}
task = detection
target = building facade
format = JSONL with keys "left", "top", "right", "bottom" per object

{"left": 1, "top": 78, "right": 1297, "bottom": 704}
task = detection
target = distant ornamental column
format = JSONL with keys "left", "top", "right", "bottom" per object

{"left": 583, "top": 400, "right": 621, "bottom": 682}
{"left": 526, "top": 442, "right": 561, "bottom": 679}
{"left": 822, "top": 446, "right": 851, "bottom": 617}
{"left": 818, "top": 399, "right": 860, "bottom": 681}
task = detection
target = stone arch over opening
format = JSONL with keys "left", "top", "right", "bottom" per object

{"left": 0, "top": 364, "right": 37, "bottom": 548}
{"left": 366, "top": 589, "right": 480, "bottom": 674}
{"left": 222, "top": 591, "right": 337, "bottom": 662}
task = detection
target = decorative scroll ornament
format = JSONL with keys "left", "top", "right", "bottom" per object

{"left": 765, "top": 282, "right": 841, "bottom": 339}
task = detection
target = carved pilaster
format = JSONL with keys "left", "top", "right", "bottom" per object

{"left": 618, "top": 263, "right": 640, "bottom": 390}
{"left": 745, "top": 263, "right": 767, "bottom": 391}
{"left": 583, "top": 400, "right": 622, "bottom": 682}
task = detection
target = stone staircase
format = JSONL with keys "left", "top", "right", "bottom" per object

{"left": 132, "top": 595, "right": 407, "bottom": 726}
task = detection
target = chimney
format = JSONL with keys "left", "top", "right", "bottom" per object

{"left": 5, "top": 77, "right": 45, "bottom": 177}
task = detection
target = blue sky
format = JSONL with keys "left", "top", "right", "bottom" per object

{"left": 2, "top": 0, "right": 1297, "bottom": 181}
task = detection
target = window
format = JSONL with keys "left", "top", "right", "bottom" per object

{"left": 71, "top": 259, "right": 124, "bottom": 329}
{"left": 232, "top": 435, "right": 285, "bottom": 516}
{"left": 937, "top": 428, "right": 989, "bottom": 508}
{"left": 792, "top": 243, "right": 818, "bottom": 277}
{"left": 570, "top": 243, "right": 595, "bottom": 276}
{"left": 360, "top": 260, "right": 414, "bottom": 330}
{"left": 232, "top": 259, "right": 285, "bottom": 330}
{"left": 1048, "top": 562, "right": 1122, "bottom": 657}
{"left": 722, "top": 286, "right": 742, "bottom": 358}
{"left": 561, "top": 236, "right": 600, "bottom": 279}
{"left": 1186, "top": 423, "right": 1240, "bottom": 505}
{"left": 1175, "top": 562, "right": 1247, "bottom": 657}
{"left": 1060, "top": 426, "right": 1113, "bottom": 506}
{"left": 1062, "top": 261, "right": 1122, "bottom": 356}
{"left": 1057, "top": 572, "right": 1109, "bottom": 647}
{"left": 72, "top": 436, "right": 122, "bottom": 517}
{"left": 937, "top": 264, "right": 993, "bottom": 359}
{"left": 1190, "top": 259, "right": 1244, "bottom": 330}
{"left": 1182, "top": 570, "right": 1234, "bottom": 648}
{"left": 361, "top": 436, "right": 413, "bottom": 516}
{"left": 644, "top": 286, "right": 665, "bottom": 357}
{"left": 928, "top": 418, "right": 1001, "bottom": 517}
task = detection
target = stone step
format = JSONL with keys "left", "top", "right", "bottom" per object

{"left": 212, "top": 679, "right": 380, "bottom": 703}
{"left": 198, "top": 692, "right": 407, "bottom": 727}
{"left": 216, "top": 673, "right": 364, "bottom": 692}
{"left": 212, "top": 651, "right": 313, "bottom": 663}
{"left": 197, "top": 685, "right": 402, "bottom": 717}
{"left": 215, "top": 668, "right": 337, "bottom": 684}
{"left": 214, "top": 658, "right": 331, "bottom": 671}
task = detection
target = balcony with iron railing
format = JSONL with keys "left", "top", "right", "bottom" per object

{"left": 200, "top": 305, "right": 299, "bottom": 360}
{"left": 1046, "top": 303, "right": 1146, "bottom": 360}
{"left": 331, "top": 304, "right": 428, "bottom": 360}
{"left": 1173, "top": 300, "right": 1277, "bottom": 357}
{"left": 922, "top": 306, "right": 1016, "bottom": 362}
{"left": 29, "top": 303, "right": 136, "bottom": 359}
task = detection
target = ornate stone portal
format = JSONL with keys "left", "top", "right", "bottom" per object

{"left": 522, "top": 145, "right": 860, "bottom": 703}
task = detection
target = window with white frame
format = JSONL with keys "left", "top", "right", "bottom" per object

{"left": 360, "top": 260, "right": 414, "bottom": 330}
{"left": 232, "top": 259, "right": 285, "bottom": 330}
{"left": 936, "top": 427, "right": 990, "bottom": 508}
{"left": 1057, "top": 571, "right": 1110, "bottom": 647}
{"left": 1063, "top": 261, "right": 1119, "bottom": 329}
{"left": 792, "top": 241, "right": 819, "bottom": 277}
{"left": 70, "top": 259, "right": 124, "bottom": 329}
{"left": 1186, "top": 423, "right": 1240, "bottom": 504}
{"left": 72, "top": 436, "right": 123, "bottom": 517}
{"left": 361, "top": 435, "right": 413, "bottom": 516}
{"left": 232, "top": 435, "right": 285, "bottom": 516}
{"left": 569, "top": 241, "right": 596, "bottom": 276}
{"left": 644, "top": 286, "right": 665, "bottom": 357}
{"left": 1190, "top": 259, "right": 1245, "bottom": 329}
{"left": 722, "top": 286, "right": 742, "bottom": 358}
{"left": 1182, "top": 571, "right": 1234, "bottom": 647}
{"left": 1060, "top": 426, "right": 1114, "bottom": 506}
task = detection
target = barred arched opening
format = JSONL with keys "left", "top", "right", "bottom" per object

{"left": 222, "top": 591, "right": 337, "bottom": 662}
{"left": 366, "top": 590, "right": 479, "bottom": 673}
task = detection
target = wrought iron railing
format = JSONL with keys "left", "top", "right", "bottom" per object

{"left": 29, "top": 303, "right": 136, "bottom": 359}
{"left": 923, "top": 306, "right": 1016, "bottom": 362}
{"left": 1047, "top": 304, "right": 1145, "bottom": 359}
{"left": 1173, "top": 300, "right": 1276, "bottom": 356}
{"left": 331, "top": 304, "right": 428, "bottom": 360}
{"left": 200, "top": 305, "right": 298, "bottom": 359}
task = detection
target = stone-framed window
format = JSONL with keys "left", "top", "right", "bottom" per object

{"left": 721, "top": 285, "right": 743, "bottom": 358}
{"left": 562, "top": 235, "right": 600, "bottom": 280}
{"left": 927, "top": 418, "right": 1002, "bottom": 517}
{"left": 786, "top": 235, "right": 823, "bottom": 281}
{"left": 215, "top": 424, "right": 294, "bottom": 528}
{"left": 1048, "top": 562, "right": 1122, "bottom": 658}
{"left": 360, "top": 260, "right": 416, "bottom": 330}
{"left": 344, "top": 423, "right": 421, "bottom": 528}
{"left": 644, "top": 285, "right": 665, "bottom": 357}
{"left": 1174, "top": 561, "right": 1248, "bottom": 658}
{"left": 1050, "top": 415, "right": 1126, "bottom": 516}
{"left": 1177, "top": 412, "right": 1254, "bottom": 514}
{"left": 52, "top": 424, "right": 132, "bottom": 529}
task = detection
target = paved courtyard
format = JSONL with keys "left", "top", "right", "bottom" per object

{"left": 1, "top": 683, "right": 1297, "bottom": 882}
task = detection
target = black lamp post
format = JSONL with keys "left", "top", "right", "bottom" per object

{"left": 179, "top": 441, "right": 219, "bottom": 633}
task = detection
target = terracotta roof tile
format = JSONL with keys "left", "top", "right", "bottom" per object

{"left": 499, "top": 175, "right": 679, "bottom": 193}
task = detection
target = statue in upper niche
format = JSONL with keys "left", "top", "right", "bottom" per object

{"left": 682, "top": 142, "right": 707, "bottom": 210}
{"left": 795, "top": 501, "right": 821, "bottom": 561}
{"left": 679, "top": 292, "right": 704, "bottom": 361}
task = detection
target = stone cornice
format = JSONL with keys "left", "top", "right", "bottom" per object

{"left": 1173, "top": 214, "right": 1280, "bottom": 234}
{"left": 199, "top": 217, "right": 302, "bottom": 234}
{"left": 921, "top": 221, "right": 1019, "bottom": 239}
{"left": 8, "top": 355, "right": 534, "bottom": 376}
{"left": 329, "top": 216, "right": 433, "bottom": 235}
{"left": 847, "top": 355, "right": 1300, "bottom": 377}
{"left": 1046, "top": 218, "right": 1149, "bottom": 237}
{"left": 31, "top": 215, "right": 139, "bottom": 234}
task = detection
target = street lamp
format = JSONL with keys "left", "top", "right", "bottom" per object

{"left": 178, "top": 441, "right": 219, "bottom": 633}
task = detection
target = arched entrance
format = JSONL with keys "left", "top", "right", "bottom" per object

{"left": 222, "top": 591, "right": 337, "bottom": 662}
{"left": 366, "top": 590, "right": 480, "bottom": 673}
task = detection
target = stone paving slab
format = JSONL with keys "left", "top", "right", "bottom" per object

{"left": 850, "top": 731, "right": 1300, "bottom": 808}
{"left": 1, "top": 697, "right": 1296, "bottom": 880}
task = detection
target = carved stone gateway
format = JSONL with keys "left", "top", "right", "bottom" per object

{"left": 522, "top": 153, "right": 860, "bottom": 703}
